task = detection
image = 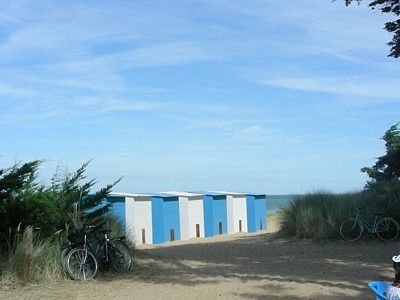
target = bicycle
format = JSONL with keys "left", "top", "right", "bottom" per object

{"left": 64, "top": 231, "right": 98, "bottom": 280}
{"left": 340, "top": 208, "right": 400, "bottom": 242}
{"left": 89, "top": 224, "right": 132, "bottom": 272}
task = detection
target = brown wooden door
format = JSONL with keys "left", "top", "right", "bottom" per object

{"left": 196, "top": 224, "right": 200, "bottom": 237}
{"left": 142, "top": 229, "right": 146, "bottom": 244}
{"left": 170, "top": 228, "right": 175, "bottom": 241}
{"left": 239, "top": 220, "right": 242, "bottom": 232}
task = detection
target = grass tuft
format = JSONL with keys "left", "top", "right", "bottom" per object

{"left": 0, "top": 227, "right": 63, "bottom": 286}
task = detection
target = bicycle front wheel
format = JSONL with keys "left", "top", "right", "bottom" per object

{"left": 376, "top": 217, "right": 399, "bottom": 242}
{"left": 340, "top": 218, "right": 363, "bottom": 241}
{"left": 66, "top": 247, "right": 98, "bottom": 280}
{"left": 110, "top": 240, "right": 132, "bottom": 272}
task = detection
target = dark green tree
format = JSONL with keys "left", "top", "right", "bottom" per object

{"left": 0, "top": 160, "right": 121, "bottom": 239}
{"left": 46, "top": 161, "right": 122, "bottom": 232}
{"left": 361, "top": 123, "right": 400, "bottom": 183}
{"left": 343, "top": 0, "right": 400, "bottom": 58}
{"left": 0, "top": 161, "right": 41, "bottom": 234}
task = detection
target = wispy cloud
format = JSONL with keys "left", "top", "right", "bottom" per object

{"left": 250, "top": 74, "right": 400, "bottom": 100}
{"left": 75, "top": 98, "right": 164, "bottom": 113}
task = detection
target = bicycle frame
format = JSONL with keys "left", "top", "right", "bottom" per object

{"left": 354, "top": 211, "right": 380, "bottom": 233}
{"left": 91, "top": 231, "right": 113, "bottom": 270}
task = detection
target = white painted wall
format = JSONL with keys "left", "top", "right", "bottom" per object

{"left": 179, "top": 196, "right": 190, "bottom": 240}
{"left": 227, "top": 194, "right": 248, "bottom": 233}
{"left": 188, "top": 196, "right": 204, "bottom": 238}
{"left": 227, "top": 195, "right": 235, "bottom": 234}
{"left": 124, "top": 196, "right": 153, "bottom": 245}
{"left": 124, "top": 197, "right": 136, "bottom": 243}
{"left": 133, "top": 197, "right": 153, "bottom": 245}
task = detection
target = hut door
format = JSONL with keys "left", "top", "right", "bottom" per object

{"left": 259, "top": 219, "right": 263, "bottom": 230}
{"left": 196, "top": 224, "right": 200, "bottom": 237}
{"left": 142, "top": 229, "right": 146, "bottom": 244}
{"left": 170, "top": 229, "right": 175, "bottom": 241}
{"left": 218, "top": 222, "right": 223, "bottom": 235}
{"left": 239, "top": 220, "right": 242, "bottom": 232}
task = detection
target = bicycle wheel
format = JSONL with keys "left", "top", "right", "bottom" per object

{"left": 60, "top": 246, "right": 72, "bottom": 272}
{"left": 66, "top": 247, "right": 98, "bottom": 280}
{"left": 376, "top": 217, "right": 399, "bottom": 242}
{"left": 110, "top": 240, "right": 132, "bottom": 272}
{"left": 340, "top": 218, "right": 363, "bottom": 241}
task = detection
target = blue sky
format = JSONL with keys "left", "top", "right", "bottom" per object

{"left": 1, "top": 1, "right": 399, "bottom": 194}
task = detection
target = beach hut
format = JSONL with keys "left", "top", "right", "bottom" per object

{"left": 163, "top": 191, "right": 205, "bottom": 240}
{"left": 246, "top": 194, "right": 267, "bottom": 232}
{"left": 203, "top": 192, "right": 228, "bottom": 237}
{"left": 107, "top": 192, "right": 153, "bottom": 245}
{"left": 211, "top": 191, "right": 248, "bottom": 234}
{"left": 151, "top": 193, "right": 181, "bottom": 244}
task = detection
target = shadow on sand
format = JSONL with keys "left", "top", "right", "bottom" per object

{"left": 95, "top": 232, "right": 398, "bottom": 299}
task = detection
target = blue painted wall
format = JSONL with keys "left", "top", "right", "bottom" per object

{"left": 246, "top": 195, "right": 267, "bottom": 232}
{"left": 151, "top": 197, "right": 164, "bottom": 244}
{"left": 151, "top": 196, "right": 181, "bottom": 244}
{"left": 203, "top": 194, "right": 227, "bottom": 237}
{"left": 107, "top": 196, "right": 126, "bottom": 227}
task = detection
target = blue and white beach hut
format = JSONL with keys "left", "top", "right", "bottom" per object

{"left": 211, "top": 191, "right": 248, "bottom": 234}
{"left": 246, "top": 194, "right": 267, "bottom": 232}
{"left": 151, "top": 193, "right": 181, "bottom": 244}
{"left": 202, "top": 192, "right": 228, "bottom": 237}
{"left": 107, "top": 192, "right": 153, "bottom": 246}
{"left": 162, "top": 192, "right": 205, "bottom": 240}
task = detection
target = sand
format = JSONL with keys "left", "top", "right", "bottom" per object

{"left": 1, "top": 214, "right": 398, "bottom": 299}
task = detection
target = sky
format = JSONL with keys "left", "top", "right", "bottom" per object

{"left": 1, "top": 1, "right": 399, "bottom": 194}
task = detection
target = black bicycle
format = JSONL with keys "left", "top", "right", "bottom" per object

{"left": 62, "top": 223, "right": 132, "bottom": 280}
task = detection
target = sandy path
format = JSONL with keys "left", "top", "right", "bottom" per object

{"left": 1, "top": 216, "right": 398, "bottom": 299}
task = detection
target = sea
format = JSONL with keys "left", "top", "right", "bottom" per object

{"left": 266, "top": 195, "right": 296, "bottom": 214}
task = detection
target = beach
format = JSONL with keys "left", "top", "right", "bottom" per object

{"left": 1, "top": 212, "right": 397, "bottom": 299}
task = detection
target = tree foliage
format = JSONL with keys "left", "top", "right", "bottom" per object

{"left": 0, "top": 161, "right": 41, "bottom": 234}
{"left": 361, "top": 123, "right": 400, "bottom": 183}
{"left": 344, "top": 0, "right": 400, "bottom": 58}
{"left": 0, "top": 160, "right": 121, "bottom": 240}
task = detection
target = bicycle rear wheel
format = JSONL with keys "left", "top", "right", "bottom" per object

{"left": 66, "top": 247, "right": 98, "bottom": 280}
{"left": 340, "top": 218, "right": 363, "bottom": 241}
{"left": 60, "top": 246, "right": 72, "bottom": 273}
{"left": 376, "top": 217, "right": 399, "bottom": 242}
{"left": 110, "top": 240, "right": 132, "bottom": 272}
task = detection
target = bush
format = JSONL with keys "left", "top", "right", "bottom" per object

{"left": 0, "top": 160, "right": 122, "bottom": 285}
{"left": 277, "top": 183, "right": 400, "bottom": 239}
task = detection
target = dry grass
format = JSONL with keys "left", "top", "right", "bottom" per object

{"left": 0, "top": 227, "right": 64, "bottom": 286}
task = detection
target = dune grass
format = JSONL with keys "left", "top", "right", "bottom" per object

{"left": 0, "top": 227, "right": 63, "bottom": 286}
{"left": 277, "top": 184, "right": 400, "bottom": 239}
